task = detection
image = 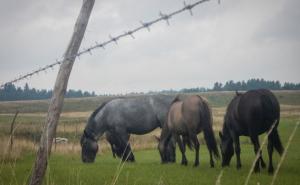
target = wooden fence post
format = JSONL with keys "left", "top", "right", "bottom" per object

{"left": 29, "top": 1, "right": 95, "bottom": 185}
{"left": 9, "top": 110, "right": 19, "bottom": 154}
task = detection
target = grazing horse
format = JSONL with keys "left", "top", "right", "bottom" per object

{"left": 80, "top": 95, "right": 176, "bottom": 163}
{"left": 219, "top": 89, "right": 284, "bottom": 173}
{"left": 158, "top": 95, "right": 219, "bottom": 167}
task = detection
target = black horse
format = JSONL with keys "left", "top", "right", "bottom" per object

{"left": 219, "top": 89, "right": 284, "bottom": 173}
{"left": 80, "top": 95, "right": 176, "bottom": 163}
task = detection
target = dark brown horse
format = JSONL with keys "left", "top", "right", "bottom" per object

{"left": 219, "top": 89, "right": 284, "bottom": 173}
{"left": 158, "top": 95, "right": 219, "bottom": 167}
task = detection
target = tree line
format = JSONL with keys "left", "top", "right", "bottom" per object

{"left": 212, "top": 79, "right": 300, "bottom": 91}
{"left": 0, "top": 83, "right": 96, "bottom": 101}
{"left": 149, "top": 79, "right": 300, "bottom": 94}
{"left": 1, "top": 79, "right": 299, "bottom": 101}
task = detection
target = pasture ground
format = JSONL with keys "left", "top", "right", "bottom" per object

{"left": 0, "top": 91, "right": 299, "bottom": 185}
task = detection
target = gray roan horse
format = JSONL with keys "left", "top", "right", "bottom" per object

{"left": 80, "top": 95, "right": 176, "bottom": 163}
{"left": 158, "top": 95, "right": 219, "bottom": 167}
{"left": 219, "top": 89, "right": 284, "bottom": 173}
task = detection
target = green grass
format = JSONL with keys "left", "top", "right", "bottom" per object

{"left": 0, "top": 91, "right": 299, "bottom": 185}
{"left": 0, "top": 119, "right": 299, "bottom": 185}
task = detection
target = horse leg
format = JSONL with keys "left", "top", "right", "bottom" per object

{"left": 259, "top": 150, "right": 266, "bottom": 169}
{"left": 168, "top": 136, "right": 176, "bottom": 163}
{"left": 117, "top": 132, "right": 135, "bottom": 162}
{"left": 191, "top": 134, "right": 200, "bottom": 167}
{"left": 111, "top": 144, "right": 116, "bottom": 158}
{"left": 232, "top": 133, "right": 242, "bottom": 169}
{"left": 124, "top": 143, "right": 135, "bottom": 162}
{"left": 174, "top": 134, "right": 188, "bottom": 166}
{"left": 158, "top": 128, "right": 172, "bottom": 163}
{"left": 267, "top": 131, "right": 274, "bottom": 174}
{"left": 250, "top": 135, "right": 261, "bottom": 173}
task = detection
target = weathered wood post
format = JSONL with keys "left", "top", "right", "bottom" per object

{"left": 72, "top": 121, "right": 79, "bottom": 152}
{"left": 9, "top": 110, "right": 19, "bottom": 154}
{"left": 29, "top": 1, "right": 95, "bottom": 185}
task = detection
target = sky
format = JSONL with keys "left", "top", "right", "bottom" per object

{"left": 0, "top": 0, "right": 299, "bottom": 94}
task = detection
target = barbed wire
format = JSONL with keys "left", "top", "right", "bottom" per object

{"left": 0, "top": 0, "right": 218, "bottom": 89}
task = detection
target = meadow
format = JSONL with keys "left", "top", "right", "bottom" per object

{"left": 0, "top": 91, "right": 299, "bottom": 185}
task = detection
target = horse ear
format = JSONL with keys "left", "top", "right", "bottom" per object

{"left": 219, "top": 131, "right": 223, "bottom": 139}
{"left": 154, "top": 135, "right": 160, "bottom": 142}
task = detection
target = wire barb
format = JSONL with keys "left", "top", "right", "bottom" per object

{"left": 184, "top": 1, "right": 194, "bottom": 16}
{"left": 159, "top": 11, "right": 171, "bottom": 25}
{"left": 126, "top": 31, "right": 135, "bottom": 39}
{"left": 109, "top": 34, "right": 118, "bottom": 45}
{"left": 0, "top": 0, "right": 213, "bottom": 89}
{"left": 140, "top": 21, "right": 151, "bottom": 32}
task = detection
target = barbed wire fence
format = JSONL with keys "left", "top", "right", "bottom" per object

{"left": 0, "top": 0, "right": 219, "bottom": 89}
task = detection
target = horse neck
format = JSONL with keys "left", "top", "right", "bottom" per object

{"left": 222, "top": 124, "right": 233, "bottom": 144}
{"left": 85, "top": 115, "right": 106, "bottom": 140}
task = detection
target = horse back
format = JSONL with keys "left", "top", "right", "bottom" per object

{"left": 167, "top": 101, "right": 186, "bottom": 134}
{"left": 238, "top": 89, "right": 280, "bottom": 134}
{"left": 182, "top": 95, "right": 209, "bottom": 133}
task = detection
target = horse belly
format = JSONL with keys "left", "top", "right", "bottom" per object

{"left": 124, "top": 114, "right": 158, "bottom": 135}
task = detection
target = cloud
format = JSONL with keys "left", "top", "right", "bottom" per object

{"left": 0, "top": 0, "right": 299, "bottom": 94}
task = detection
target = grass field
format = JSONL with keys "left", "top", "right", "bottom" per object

{"left": 0, "top": 91, "right": 299, "bottom": 185}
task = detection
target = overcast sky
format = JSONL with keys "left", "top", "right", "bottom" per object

{"left": 0, "top": 0, "right": 299, "bottom": 94}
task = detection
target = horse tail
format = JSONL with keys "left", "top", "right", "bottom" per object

{"left": 271, "top": 120, "right": 284, "bottom": 155}
{"left": 199, "top": 97, "right": 220, "bottom": 159}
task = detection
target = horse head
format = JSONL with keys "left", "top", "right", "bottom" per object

{"left": 80, "top": 130, "right": 98, "bottom": 163}
{"left": 156, "top": 136, "right": 176, "bottom": 163}
{"left": 219, "top": 131, "right": 234, "bottom": 167}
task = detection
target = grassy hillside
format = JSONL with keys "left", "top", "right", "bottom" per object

{"left": 0, "top": 90, "right": 299, "bottom": 113}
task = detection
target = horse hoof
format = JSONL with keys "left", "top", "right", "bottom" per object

{"left": 161, "top": 161, "right": 167, "bottom": 164}
{"left": 194, "top": 163, "right": 199, "bottom": 167}
{"left": 181, "top": 161, "right": 188, "bottom": 166}
{"left": 268, "top": 167, "right": 274, "bottom": 174}
{"left": 237, "top": 164, "right": 242, "bottom": 169}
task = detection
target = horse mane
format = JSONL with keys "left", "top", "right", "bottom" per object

{"left": 89, "top": 101, "right": 109, "bottom": 121}
{"left": 170, "top": 94, "right": 181, "bottom": 105}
